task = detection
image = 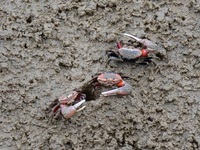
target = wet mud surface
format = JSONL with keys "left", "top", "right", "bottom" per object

{"left": 0, "top": 0, "right": 200, "bottom": 149}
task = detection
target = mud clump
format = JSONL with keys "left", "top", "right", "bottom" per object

{"left": 0, "top": 0, "right": 200, "bottom": 150}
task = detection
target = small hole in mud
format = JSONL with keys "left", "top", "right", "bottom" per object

{"left": 40, "top": 32, "right": 46, "bottom": 39}
{"left": 181, "top": 16, "right": 185, "bottom": 21}
{"left": 155, "top": 53, "right": 164, "bottom": 60}
{"left": 64, "top": 142, "right": 72, "bottom": 149}
{"left": 156, "top": 25, "right": 161, "bottom": 30}
{"left": 80, "top": 83, "right": 102, "bottom": 101}
{"left": 29, "top": 80, "right": 34, "bottom": 84}
{"left": 58, "top": 9, "right": 62, "bottom": 13}
{"left": 140, "top": 108, "right": 144, "bottom": 114}
{"left": 154, "top": 15, "right": 158, "bottom": 20}
{"left": 24, "top": 43, "right": 27, "bottom": 48}
{"left": 125, "top": 24, "right": 130, "bottom": 28}
{"left": 147, "top": 117, "right": 153, "bottom": 121}
{"left": 168, "top": 23, "right": 172, "bottom": 30}
{"left": 59, "top": 62, "right": 67, "bottom": 68}
{"left": 26, "top": 16, "right": 33, "bottom": 23}
{"left": 144, "top": 22, "right": 148, "bottom": 26}
{"left": 145, "top": 27, "right": 150, "bottom": 32}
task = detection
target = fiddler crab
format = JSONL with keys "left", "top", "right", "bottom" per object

{"left": 48, "top": 73, "right": 133, "bottom": 120}
{"left": 107, "top": 33, "right": 158, "bottom": 64}
{"left": 49, "top": 90, "right": 86, "bottom": 119}
{"left": 88, "top": 72, "right": 132, "bottom": 97}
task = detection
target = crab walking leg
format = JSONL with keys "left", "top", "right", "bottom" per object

{"left": 101, "top": 82, "right": 132, "bottom": 96}
{"left": 61, "top": 100, "right": 86, "bottom": 119}
{"left": 107, "top": 55, "right": 124, "bottom": 62}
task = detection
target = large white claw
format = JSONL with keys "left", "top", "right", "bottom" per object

{"left": 124, "top": 33, "right": 142, "bottom": 42}
{"left": 101, "top": 82, "right": 132, "bottom": 97}
{"left": 123, "top": 33, "right": 158, "bottom": 51}
{"left": 101, "top": 88, "right": 121, "bottom": 96}
{"left": 74, "top": 100, "right": 86, "bottom": 112}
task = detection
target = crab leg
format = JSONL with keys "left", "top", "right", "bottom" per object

{"left": 107, "top": 51, "right": 124, "bottom": 62}
{"left": 101, "top": 82, "right": 132, "bottom": 96}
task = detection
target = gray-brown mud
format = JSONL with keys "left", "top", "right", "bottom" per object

{"left": 0, "top": 0, "right": 200, "bottom": 149}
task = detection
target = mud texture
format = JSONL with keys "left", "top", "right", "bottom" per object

{"left": 0, "top": 0, "right": 200, "bottom": 150}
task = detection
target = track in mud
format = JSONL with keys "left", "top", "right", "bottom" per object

{"left": 0, "top": 0, "right": 200, "bottom": 150}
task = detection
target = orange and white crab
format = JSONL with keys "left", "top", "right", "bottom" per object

{"left": 107, "top": 33, "right": 158, "bottom": 64}
{"left": 49, "top": 90, "right": 86, "bottom": 119}
{"left": 88, "top": 72, "right": 132, "bottom": 96}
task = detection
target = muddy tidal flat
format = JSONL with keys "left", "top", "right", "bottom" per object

{"left": 0, "top": 0, "right": 200, "bottom": 149}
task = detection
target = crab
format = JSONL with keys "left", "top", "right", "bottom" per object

{"left": 49, "top": 90, "right": 86, "bottom": 119}
{"left": 87, "top": 72, "right": 132, "bottom": 97}
{"left": 107, "top": 33, "right": 158, "bottom": 64}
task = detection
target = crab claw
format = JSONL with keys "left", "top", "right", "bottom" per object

{"left": 101, "top": 81, "right": 132, "bottom": 96}
{"left": 58, "top": 91, "right": 79, "bottom": 105}
{"left": 60, "top": 100, "right": 86, "bottom": 119}
{"left": 123, "top": 33, "right": 158, "bottom": 51}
